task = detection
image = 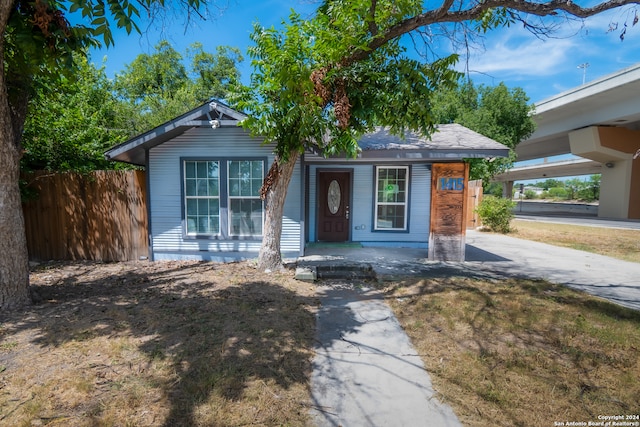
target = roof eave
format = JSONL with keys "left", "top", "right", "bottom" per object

{"left": 305, "top": 148, "right": 510, "bottom": 162}
{"left": 105, "top": 101, "right": 246, "bottom": 166}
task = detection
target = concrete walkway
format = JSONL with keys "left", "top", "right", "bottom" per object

{"left": 302, "top": 229, "right": 640, "bottom": 426}
{"left": 309, "top": 281, "right": 461, "bottom": 427}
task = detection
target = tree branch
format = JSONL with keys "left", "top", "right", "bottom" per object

{"left": 343, "top": 0, "right": 640, "bottom": 64}
{"left": 368, "top": 0, "right": 378, "bottom": 36}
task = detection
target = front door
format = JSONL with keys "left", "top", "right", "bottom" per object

{"left": 317, "top": 171, "right": 351, "bottom": 242}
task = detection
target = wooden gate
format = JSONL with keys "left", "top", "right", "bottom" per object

{"left": 466, "top": 179, "right": 483, "bottom": 229}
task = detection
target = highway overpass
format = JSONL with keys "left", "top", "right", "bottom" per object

{"left": 493, "top": 63, "right": 640, "bottom": 219}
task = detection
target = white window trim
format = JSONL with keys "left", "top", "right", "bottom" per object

{"left": 227, "top": 160, "right": 265, "bottom": 237}
{"left": 374, "top": 166, "right": 409, "bottom": 231}
{"left": 184, "top": 160, "right": 221, "bottom": 237}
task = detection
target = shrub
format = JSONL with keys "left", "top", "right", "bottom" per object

{"left": 524, "top": 189, "right": 537, "bottom": 199}
{"left": 476, "top": 195, "right": 516, "bottom": 233}
{"left": 548, "top": 187, "right": 568, "bottom": 199}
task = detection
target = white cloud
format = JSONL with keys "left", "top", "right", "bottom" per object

{"left": 462, "top": 34, "right": 577, "bottom": 77}
{"left": 458, "top": 8, "right": 640, "bottom": 80}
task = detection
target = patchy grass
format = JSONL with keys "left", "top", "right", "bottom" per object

{"left": 388, "top": 276, "right": 640, "bottom": 427}
{"left": 0, "top": 261, "right": 318, "bottom": 427}
{"left": 511, "top": 220, "right": 640, "bottom": 263}
{"left": 5, "top": 258, "right": 639, "bottom": 426}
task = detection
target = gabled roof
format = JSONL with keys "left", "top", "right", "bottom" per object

{"left": 105, "top": 101, "right": 246, "bottom": 166}
{"left": 105, "top": 102, "right": 509, "bottom": 166}
{"left": 306, "top": 124, "right": 510, "bottom": 162}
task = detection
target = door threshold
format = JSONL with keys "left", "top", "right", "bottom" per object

{"left": 306, "top": 242, "right": 363, "bottom": 249}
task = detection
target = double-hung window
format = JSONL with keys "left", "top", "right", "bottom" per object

{"left": 228, "top": 160, "right": 264, "bottom": 236}
{"left": 183, "top": 158, "right": 265, "bottom": 238}
{"left": 375, "top": 166, "right": 408, "bottom": 231}
{"left": 184, "top": 160, "right": 220, "bottom": 235}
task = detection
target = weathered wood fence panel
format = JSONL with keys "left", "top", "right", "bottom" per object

{"left": 466, "top": 179, "right": 483, "bottom": 229}
{"left": 22, "top": 170, "right": 148, "bottom": 262}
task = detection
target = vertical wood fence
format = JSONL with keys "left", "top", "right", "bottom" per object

{"left": 466, "top": 179, "right": 483, "bottom": 229}
{"left": 22, "top": 170, "right": 148, "bottom": 262}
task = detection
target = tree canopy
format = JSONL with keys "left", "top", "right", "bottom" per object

{"left": 430, "top": 81, "right": 536, "bottom": 186}
{"left": 114, "top": 40, "right": 243, "bottom": 134}
{"left": 20, "top": 41, "right": 242, "bottom": 173}
{"left": 21, "top": 54, "right": 128, "bottom": 172}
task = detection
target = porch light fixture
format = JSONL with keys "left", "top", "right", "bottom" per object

{"left": 208, "top": 102, "right": 221, "bottom": 129}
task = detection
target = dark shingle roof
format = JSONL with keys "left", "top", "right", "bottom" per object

{"left": 358, "top": 124, "right": 508, "bottom": 151}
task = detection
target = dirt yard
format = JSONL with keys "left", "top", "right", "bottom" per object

{"left": 0, "top": 261, "right": 318, "bottom": 426}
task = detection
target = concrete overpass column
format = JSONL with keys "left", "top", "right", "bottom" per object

{"left": 599, "top": 159, "right": 635, "bottom": 218}
{"left": 502, "top": 181, "right": 514, "bottom": 199}
{"left": 569, "top": 126, "right": 640, "bottom": 219}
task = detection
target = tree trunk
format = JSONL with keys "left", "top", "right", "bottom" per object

{"left": 257, "top": 150, "right": 300, "bottom": 271}
{"left": 0, "top": 4, "right": 32, "bottom": 310}
{"left": 0, "top": 129, "right": 30, "bottom": 311}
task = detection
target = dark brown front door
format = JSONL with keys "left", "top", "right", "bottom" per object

{"left": 317, "top": 171, "right": 351, "bottom": 242}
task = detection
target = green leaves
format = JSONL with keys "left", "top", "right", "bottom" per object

{"left": 20, "top": 40, "right": 243, "bottom": 172}
{"left": 65, "top": 0, "right": 144, "bottom": 47}
{"left": 21, "top": 54, "right": 132, "bottom": 172}
{"left": 475, "top": 8, "right": 514, "bottom": 33}
{"left": 233, "top": 4, "right": 463, "bottom": 163}
{"left": 430, "top": 81, "right": 536, "bottom": 185}
{"left": 112, "top": 41, "right": 243, "bottom": 134}
{"left": 232, "top": 12, "right": 327, "bottom": 161}
{"left": 476, "top": 195, "right": 516, "bottom": 233}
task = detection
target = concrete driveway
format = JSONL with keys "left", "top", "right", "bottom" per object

{"left": 300, "top": 230, "right": 640, "bottom": 311}
{"left": 464, "top": 230, "right": 640, "bottom": 311}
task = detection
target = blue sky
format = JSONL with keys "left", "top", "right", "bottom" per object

{"left": 87, "top": 0, "right": 640, "bottom": 104}
{"left": 85, "top": 1, "right": 639, "bottom": 184}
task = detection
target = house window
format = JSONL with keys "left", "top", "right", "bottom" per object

{"left": 375, "top": 166, "right": 408, "bottom": 230}
{"left": 184, "top": 160, "right": 220, "bottom": 235}
{"left": 228, "top": 160, "right": 264, "bottom": 236}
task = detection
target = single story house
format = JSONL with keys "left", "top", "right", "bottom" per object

{"left": 105, "top": 101, "right": 508, "bottom": 262}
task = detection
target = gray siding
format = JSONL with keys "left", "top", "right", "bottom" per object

{"left": 148, "top": 127, "right": 301, "bottom": 260}
{"left": 308, "top": 163, "right": 431, "bottom": 246}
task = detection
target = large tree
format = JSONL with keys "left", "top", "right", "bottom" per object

{"left": 431, "top": 81, "right": 536, "bottom": 187}
{"left": 20, "top": 41, "right": 244, "bottom": 175}
{"left": 114, "top": 40, "right": 243, "bottom": 134}
{"left": 21, "top": 54, "right": 130, "bottom": 172}
{"left": 0, "top": 0, "right": 210, "bottom": 310}
{"left": 233, "top": 0, "right": 640, "bottom": 271}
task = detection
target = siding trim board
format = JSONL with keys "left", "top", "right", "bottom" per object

{"left": 299, "top": 156, "right": 307, "bottom": 256}
{"left": 145, "top": 149, "right": 154, "bottom": 261}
